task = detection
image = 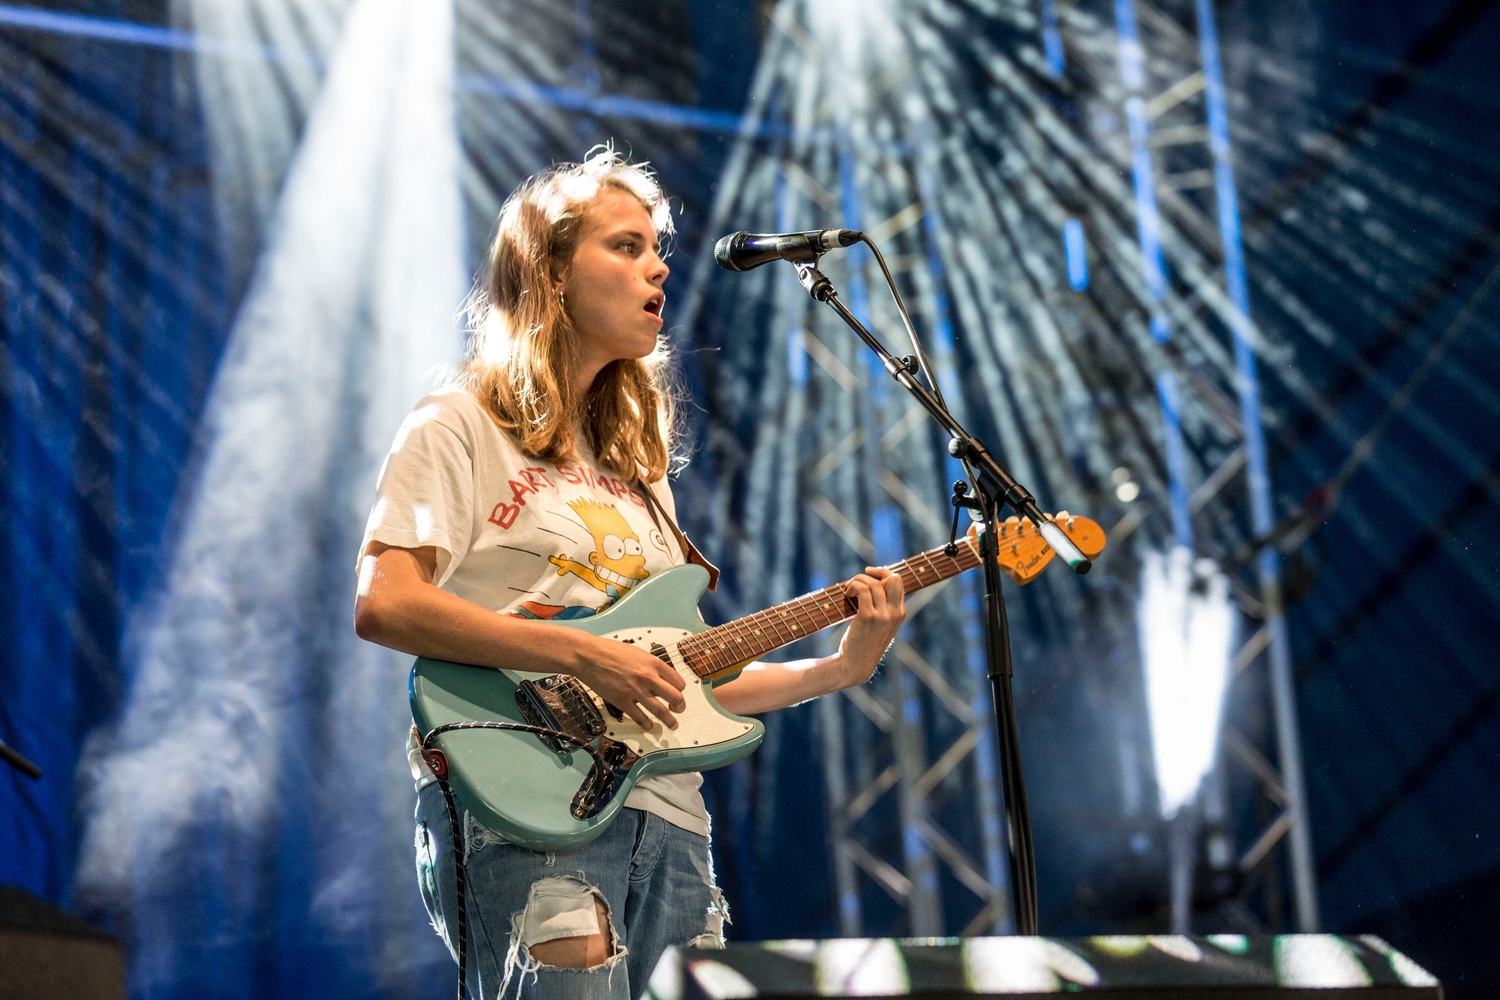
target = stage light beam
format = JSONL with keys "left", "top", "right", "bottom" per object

{"left": 1138, "top": 546, "right": 1235, "bottom": 819}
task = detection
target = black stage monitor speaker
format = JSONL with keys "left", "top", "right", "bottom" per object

{"left": 649, "top": 935, "right": 1441, "bottom": 1000}
{"left": 0, "top": 885, "right": 124, "bottom": 1000}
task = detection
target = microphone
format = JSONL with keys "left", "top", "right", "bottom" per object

{"left": 714, "top": 229, "right": 862, "bottom": 272}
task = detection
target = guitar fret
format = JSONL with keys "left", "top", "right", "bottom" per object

{"left": 768, "top": 609, "right": 797, "bottom": 645}
{"left": 708, "top": 642, "right": 727, "bottom": 675}
{"left": 748, "top": 616, "right": 768, "bottom": 649}
{"left": 783, "top": 608, "right": 806, "bottom": 642}
{"left": 816, "top": 587, "right": 840, "bottom": 626}
{"left": 742, "top": 613, "right": 764, "bottom": 650}
{"left": 716, "top": 634, "right": 736, "bottom": 669}
{"left": 810, "top": 592, "right": 833, "bottom": 625}
{"left": 796, "top": 595, "right": 820, "bottom": 630}
{"left": 771, "top": 605, "right": 793, "bottom": 637}
{"left": 777, "top": 603, "right": 802, "bottom": 640}
{"left": 836, "top": 585, "right": 857, "bottom": 620}
{"left": 918, "top": 552, "right": 943, "bottom": 586}
{"left": 683, "top": 645, "right": 712, "bottom": 678}
{"left": 790, "top": 596, "right": 820, "bottom": 633}
{"left": 680, "top": 532, "right": 1003, "bottom": 678}
{"left": 684, "top": 638, "right": 706, "bottom": 673}
{"left": 733, "top": 619, "right": 756, "bottom": 660}
{"left": 754, "top": 613, "right": 781, "bottom": 650}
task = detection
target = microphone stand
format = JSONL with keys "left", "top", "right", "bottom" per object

{"left": 0, "top": 736, "right": 41, "bottom": 779}
{"left": 794, "top": 259, "right": 1091, "bottom": 935}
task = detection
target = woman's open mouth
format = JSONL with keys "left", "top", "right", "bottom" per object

{"left": 644, "top": 293, "right": 665, "bottom": 319}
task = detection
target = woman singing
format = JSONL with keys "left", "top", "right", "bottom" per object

{"left": 353, "top": 148, "right": 904, "bottom": 1000}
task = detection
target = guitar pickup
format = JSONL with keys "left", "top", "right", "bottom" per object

{"left": 515, "top": 675, "right": 608, "bottom": 757}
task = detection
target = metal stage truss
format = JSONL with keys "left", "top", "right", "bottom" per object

{"left": 680, "top": 0, "right": 1321, "bottom": 937}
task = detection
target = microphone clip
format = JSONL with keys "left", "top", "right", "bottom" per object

{"left": 794, "top": 262, "right": 835, "bottom": 302}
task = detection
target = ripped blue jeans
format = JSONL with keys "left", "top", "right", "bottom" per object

{"left": 415, "top": 782, "right": 727, "bottom": 1000}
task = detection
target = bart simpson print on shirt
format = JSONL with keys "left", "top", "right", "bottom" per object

{"left": 487, "top": 465, "right": 671, "bottom": 622}
{"left": 549, "top": 499, "right": 650, "bottom": 603}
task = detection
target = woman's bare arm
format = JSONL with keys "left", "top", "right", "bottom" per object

{"left": 356, "top": 548, "right": 902, "bottom": 724}
{"left": 711, "top": 567, "right": 905, "bottom": 716}
{"left": 353, "top": 543, "right": 685, "bottom": 731}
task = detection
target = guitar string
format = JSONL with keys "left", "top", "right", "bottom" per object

{"left": 705, "top": 551, "right": 910, "bottom": 664}
{"left": 680, "top": 533, "right": 1006, "bottom": 677}
{"left": 695, "top": 543, "right": 952, "bottom": 669}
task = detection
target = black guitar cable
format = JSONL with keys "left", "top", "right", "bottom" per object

{"left": 420, "top": 721, "right": 612, "bottom": 1000}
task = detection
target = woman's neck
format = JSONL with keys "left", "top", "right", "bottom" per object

{"left": 573, "top": 349, "right": 613, "bottom": 398}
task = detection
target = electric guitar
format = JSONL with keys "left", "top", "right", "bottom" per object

{"left": 410, "top": 513, "right": 1106, "bottom": 851}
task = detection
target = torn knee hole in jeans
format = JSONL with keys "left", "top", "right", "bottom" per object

{"left": 688, "top": 886, "right": 730, "bottom": 950}
{"left": 501, "top": 876, "right": 626, "bottom": 994}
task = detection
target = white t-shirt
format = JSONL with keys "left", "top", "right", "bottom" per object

{"left": 362, "top": 386, "right": 710, "bottom": 837}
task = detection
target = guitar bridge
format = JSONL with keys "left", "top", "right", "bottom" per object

{"left": 570, "top": 736, "right": 640, "bottom": 820}
{"left": 515, "top": 675, "right": 607, "bottom": 757}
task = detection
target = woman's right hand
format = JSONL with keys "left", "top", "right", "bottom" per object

{"left": 563, "top": 631, "right": 687, "bottom": 732}
{"left": 354, "top": 543, "right": 686, "bottom": 730}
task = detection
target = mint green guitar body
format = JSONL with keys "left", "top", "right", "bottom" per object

{"left": 409, "top": 564, "right": 764, "bottom": 851}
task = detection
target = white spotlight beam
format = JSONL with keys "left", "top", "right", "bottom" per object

{"left": 74, "top": 0, "right": 464, "bottom": 987}
{"left": 1139, "top": 548, "right": 1234, "bottom": 819}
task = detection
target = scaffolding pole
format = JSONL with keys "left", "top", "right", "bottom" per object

{"left": 1194, "top": 0, "right": 1319, "bottom": 931}
{"left": 1110, "top": 0, "right": 1321, "bottom": 930}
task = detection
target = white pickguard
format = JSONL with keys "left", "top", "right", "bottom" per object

{"left": 580, "top": 626, "right": 755, "bottom": 756}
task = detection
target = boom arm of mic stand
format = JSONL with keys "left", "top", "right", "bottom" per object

{"left": 0, "top": 737, "right": 41, "bottom": 779}
{"left": 798, "top": 260, "right": 1050, "bottom": 933}
{"left": 796, "top": 263, "right": 1093, "bottom": 574}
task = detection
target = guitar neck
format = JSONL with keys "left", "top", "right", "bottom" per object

{"left": 677, "top": 537, "right": 983, "bottom": 679}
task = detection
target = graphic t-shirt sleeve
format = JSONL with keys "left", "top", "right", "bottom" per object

{"left": 360, "top": 409, "right": 475, "bottom": 586}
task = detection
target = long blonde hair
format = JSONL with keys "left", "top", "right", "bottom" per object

{"left": 455, "top": 148, "right": 678, "bottom": 482}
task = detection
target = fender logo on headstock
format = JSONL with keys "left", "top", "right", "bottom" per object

{"left": 976, "top": 511, "right": 1107, "bottom": 585}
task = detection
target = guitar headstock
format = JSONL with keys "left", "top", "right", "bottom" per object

{"left": 968, "top": 511, "right": 1108, "bottom": 585}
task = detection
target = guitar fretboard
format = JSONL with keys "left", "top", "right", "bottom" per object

{"left": 677, "top": 536, "right": 983, "bottom": 678}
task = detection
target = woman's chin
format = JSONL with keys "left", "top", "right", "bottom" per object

{"left": 629, "top": 328, "right": 664, "bottom": 358}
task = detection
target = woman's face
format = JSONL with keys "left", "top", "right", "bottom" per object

{"left": 560, "top": 187, "right": 669, "bottom": 388}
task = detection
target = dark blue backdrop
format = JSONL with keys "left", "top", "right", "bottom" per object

{"left": 3, "top": 0, "right": 1499, "bottom": 998}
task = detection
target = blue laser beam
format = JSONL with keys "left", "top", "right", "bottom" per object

{"left": 0, "top": 3, "right": 797, "bottom": 138}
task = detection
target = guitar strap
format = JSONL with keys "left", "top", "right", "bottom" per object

{"left": 636, "top": 480, "right": 720, "bottom": 592}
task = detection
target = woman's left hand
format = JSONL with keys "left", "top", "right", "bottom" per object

{"left": 835, "top": 567, "right": 906, "bottom": 687}
{"left": 707, "top": 566, "right": 906, "bottom": 717}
